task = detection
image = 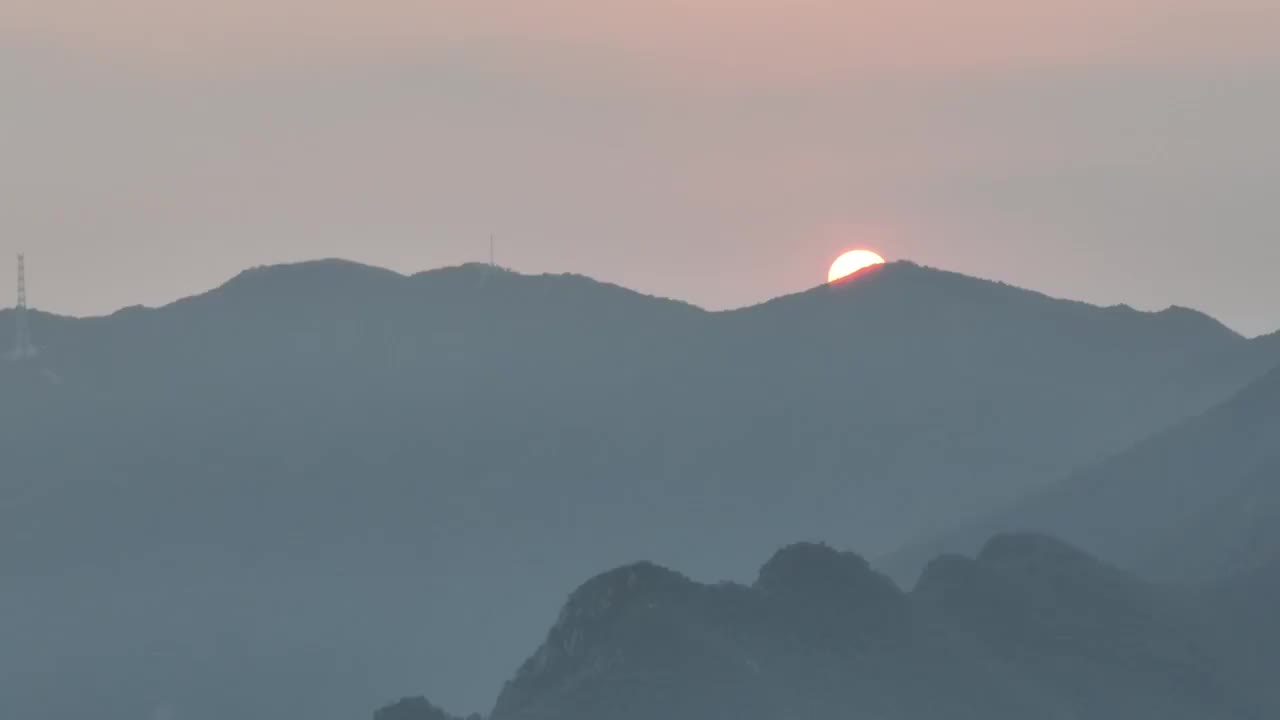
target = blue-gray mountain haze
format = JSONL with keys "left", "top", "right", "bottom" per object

{"left": 2, "top": 259, "right": 1277, "bottom": 719}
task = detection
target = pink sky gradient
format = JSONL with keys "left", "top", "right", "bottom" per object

{"left": 9, "top": 1, "right": 1279, "bottom": 72}
{"left": 3, "top": 1, "right": 1279, "bottom": 336}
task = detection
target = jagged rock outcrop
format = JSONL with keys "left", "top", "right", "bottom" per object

{"left": 754, "top": 542, "right": 910, "bottom": 651}
{"left": 469, "top": 535, "right": 1280, "bottom": 720}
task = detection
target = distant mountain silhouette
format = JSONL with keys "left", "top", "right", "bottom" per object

{"left": 1, "top": 259, "right": 1277, "bottom": 719}
{"left": 390, "top": 535, "right": 1280, "bottom": 720}
{"left": 887, "top": 358, "right": 1280, "bottom": 584}
{"left": 374, "top": 697, "right": 479, "bottom": 720}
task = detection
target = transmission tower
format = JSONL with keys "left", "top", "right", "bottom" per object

{"left": 11, "top": 253, "right": 35, "bottom": 359}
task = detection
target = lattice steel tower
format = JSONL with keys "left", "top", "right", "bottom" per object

{"left": 11, "top": 253, "right": 35, "bottom": 359}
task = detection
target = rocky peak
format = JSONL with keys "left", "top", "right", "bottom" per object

{"left": 755, "top": 542, "right": 909, "bottom": 650}
{"left": 500, "top": 562, "right": 696, "bottom": 697}
{"left": 756, "top": 542, "right": 897, "bottom": 598}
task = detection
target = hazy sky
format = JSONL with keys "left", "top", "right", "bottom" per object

{"left": 4, "top": 1, "right": 1279, "bottom": 334}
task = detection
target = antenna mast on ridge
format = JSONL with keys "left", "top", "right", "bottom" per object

{"left": 11, "top": 253, "right": 35, "bottom": 359}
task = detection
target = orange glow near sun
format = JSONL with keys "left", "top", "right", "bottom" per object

{"left": 828, "top": 250, "right": 886, "bottom": 283}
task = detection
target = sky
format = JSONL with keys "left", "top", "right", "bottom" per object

{"left": 3, "top": 1, "right": 1279, "bottom": 335}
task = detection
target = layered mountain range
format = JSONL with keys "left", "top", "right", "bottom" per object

{"left": 889, "top": 357, "right": 1280, "bottom": 584}
{"left": 2, "top": 259, "right": 1276, "bottom": 718}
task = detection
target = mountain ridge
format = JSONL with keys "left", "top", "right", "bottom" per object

{"left": 885, "top": 361, "right": 1280, "bottom": 585}
{"left": 1, "top": 258, "right": 1259, "bottom": 341}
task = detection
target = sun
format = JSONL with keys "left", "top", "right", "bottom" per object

{"left": 828, "top": 250, "right": 886, "bottom": 283}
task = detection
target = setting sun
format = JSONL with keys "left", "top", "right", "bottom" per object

{"left": 828, "top": 250, "right": 886, "bottom": 283}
